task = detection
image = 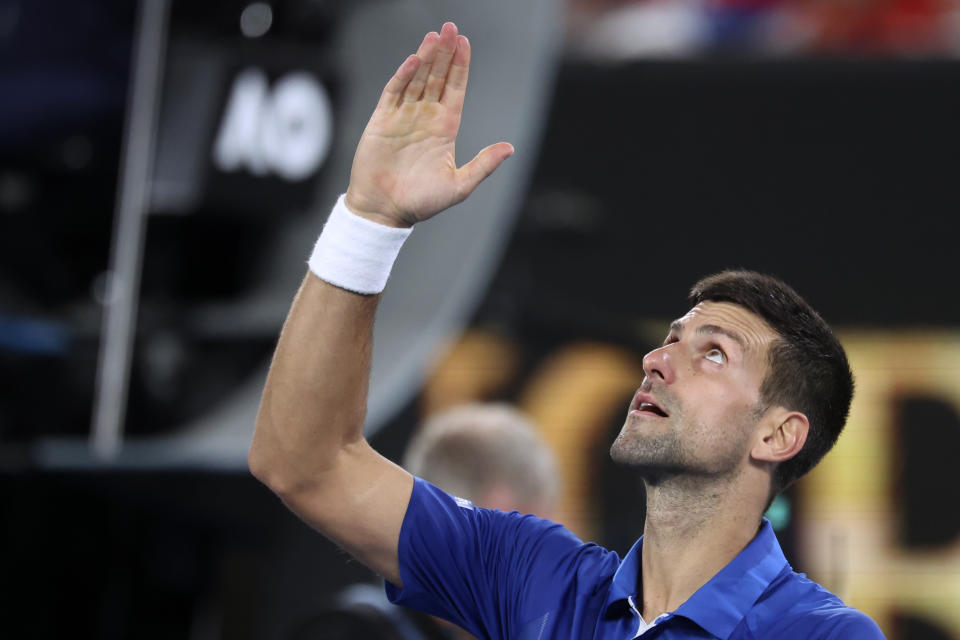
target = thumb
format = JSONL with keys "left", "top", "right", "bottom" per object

{"left": 455, "top": 142, "right": 515, "bottom": 202}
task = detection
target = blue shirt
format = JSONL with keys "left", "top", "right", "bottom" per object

{"left": 386, "top": 478, "right": 885, "bottom": 640}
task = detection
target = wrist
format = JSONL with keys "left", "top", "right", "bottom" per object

{"left": 344, "top": 190, "right": 411, "bottom": 229}
{"left": 307, "top": 194, "right": 413, "bottom": 295}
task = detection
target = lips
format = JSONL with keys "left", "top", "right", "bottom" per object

{"left": 631, "top": 391, "right": 669, "bottom": 417}
{"left": 638, "top": 402, "right": 668, "bottom": 417}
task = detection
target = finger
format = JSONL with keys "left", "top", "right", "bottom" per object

{"left": 403, "top": 32, "right": 440, "bottom": 103}
{"left": 376, "top": 55, "right": 421, "bottom": 111}
{"left": 423, "top": 22, "right": 458, "bottom": 102}
{"left": 440, "top": 35, "right": 471, "bottom": 110}
{"left": 455, "top": 142, "right": 515, "bottom": 202}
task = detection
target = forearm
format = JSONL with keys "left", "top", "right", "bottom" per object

{"left": 249, "top": 272, "right": 379, "bottom": 492}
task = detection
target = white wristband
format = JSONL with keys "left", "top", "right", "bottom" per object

{"left": 307, "top": 194, "right": 413, "bottom": 294}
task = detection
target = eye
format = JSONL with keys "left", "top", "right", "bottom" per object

{"left": 705, "top": 347, "right": 726, "bottom": 364}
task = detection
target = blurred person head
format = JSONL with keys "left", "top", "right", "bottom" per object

{"left": 404, "top": 402, "right": 560, "bottom": 519}
{"left": 611, "top": 270, "right": 853, "bottom": 509}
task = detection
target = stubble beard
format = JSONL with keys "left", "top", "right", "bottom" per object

{"left": 610, "top": 408, "right": 693, "bottom": 484}
{"left": 609, "top": 401, "right": 754, "bottom": 485}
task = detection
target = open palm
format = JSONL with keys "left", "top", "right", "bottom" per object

{"left": 345, "top": 22, "right": 514, "bottom": 228}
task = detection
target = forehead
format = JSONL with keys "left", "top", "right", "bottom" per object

{"left": 671, "top": 301, "right": 778, "bottom": 355}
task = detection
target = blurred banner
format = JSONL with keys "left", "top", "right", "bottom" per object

{"left": 567, "top": 0, "right": 960, "bottom": 58}
{"left": 801, "top": 331, "right": 960, "bottom": 638}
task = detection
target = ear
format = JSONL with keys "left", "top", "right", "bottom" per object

{"left": 752, "top": 409, "right": 809, "bottom": 464}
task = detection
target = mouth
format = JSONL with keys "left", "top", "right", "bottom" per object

{"left": 630, "top": 391, "right": 669, "bottom": 418}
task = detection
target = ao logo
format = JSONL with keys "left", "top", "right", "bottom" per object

{"left": 212, "top": 68, "right": 333, "bottom": 181}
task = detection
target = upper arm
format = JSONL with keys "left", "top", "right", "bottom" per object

{"left": 386, "top": 479, "right": 610, "bottom": 639}
{"left": 248, "top": 273, "right": 412, "bottom": 586}
{"left": 271, "top": 438, "right": 414, "bottom": 587}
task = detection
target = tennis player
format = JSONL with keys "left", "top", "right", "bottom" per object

{"left": 249, "top": 22, "right": 885, "bottom": 639}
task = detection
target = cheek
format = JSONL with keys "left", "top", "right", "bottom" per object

{"left": 686, "top": 381, "right": 757, "bottom": 428}
{"left": 674, "top": 363, "right": 760, "bottom": 418}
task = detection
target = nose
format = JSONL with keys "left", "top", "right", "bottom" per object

{"left": 642, "top": 344, "right": 676, "bottom": 384}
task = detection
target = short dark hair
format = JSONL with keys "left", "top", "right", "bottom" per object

{"left": 689, "top": 270, "right": 854, "bottom": 495}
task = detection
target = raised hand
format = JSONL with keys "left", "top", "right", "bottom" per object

{"left": 344, "top": 22, "right": 515, "bottom": 228}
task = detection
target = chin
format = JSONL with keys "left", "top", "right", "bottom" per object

{"left": 609, "top": 423, "right": 692, "bottom": 474}
{"left": 609, "top": 425, "right": 641, "bottom": 464}
{"left": 608, "top": 438, "right": 632, "bottom": 465}
{"left": 611, "top": 434, "right": 666, "bottom": 467}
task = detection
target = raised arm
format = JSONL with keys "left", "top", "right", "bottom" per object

{"left": 247, "top": 22, "right": 513, "bottom": 587}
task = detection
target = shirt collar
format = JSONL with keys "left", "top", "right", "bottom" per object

{"left": 604, "top": 519, "right": 789, "bottom": 639}
{"left": 604, "top": 536, "right": 644, "bottom": 617}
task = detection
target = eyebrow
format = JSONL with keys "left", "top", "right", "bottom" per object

{"left": 668, "top": 320, "right": 748, "bottom": 352}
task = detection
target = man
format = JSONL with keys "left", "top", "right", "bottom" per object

{"left": 248, "top": 21, "right": 885, "bottom": 639}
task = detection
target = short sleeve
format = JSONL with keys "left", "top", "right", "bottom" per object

{"left": 385, "top": 478, "right": 616, "bottom": 640}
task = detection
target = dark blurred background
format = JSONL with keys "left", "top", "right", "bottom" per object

{"left": 2, "top": 0, "right": 959, "bottom": 638}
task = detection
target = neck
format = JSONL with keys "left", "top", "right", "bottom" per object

{"left": 637, "top": 472, "right": 766, "bottom": 622}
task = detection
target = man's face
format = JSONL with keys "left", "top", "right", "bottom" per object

{"left": 610, "top": 301, "right": 778, "bottom": 480}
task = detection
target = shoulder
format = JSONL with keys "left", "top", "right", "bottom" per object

{"left": 404, "top": 477, "right": 576, "bottom": 544}
{"left": 748, "top": 570, "right": 885, "bottom": 639}
{"left": 402, "top": 477, "right": 616, "bottom": 574}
